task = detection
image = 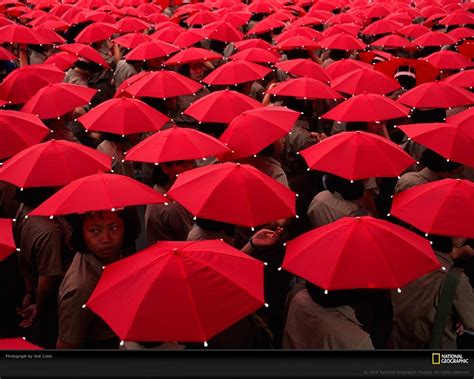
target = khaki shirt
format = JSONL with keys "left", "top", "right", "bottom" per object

{"left": 144, "top": 185, "right": 193, "bottom": 244}
{"left": 187, "top": 224, "right": 235, "bottom": 246}
{"left": 174, "top": 87, "right": 210, "bottom": 124}
{"left": 113, "top": 60, "right": 138, "bottom": 90}
{"left": 388, "top": 251, "right": 474, "bottom": 349}
{"left": 58, "top": 252, "right": 117, "bottom": 346}
{"left": 239, "top": 156, "right": 289, "bottom": 187}
{"left": 64, "top": 68, "right": 88, "bottom": 87}
{"left": 394, "top": 167, "right": 439, "bottom": 194}
{"left": 97, "top": 140, "right": 135, "bottom": 178}
{"left": 283, "top": 289, "right": 374, "bottom": 349}
{"left": 307, "top": 190, "right": 371, "bottom": 228}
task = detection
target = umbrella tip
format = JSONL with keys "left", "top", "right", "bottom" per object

{"left": 82, "top": 304, "right": 87, "bottom": 309}
{"left": 397, "top": 288, "right": 402, "bottom": 293}
{"left": 204, "top": 341, "right": 208, "bottom": 347}
{"left": 264, "top": 303, "right": 269, "bottom": 308}
{"left": 120, "top": 340, "right": 125, "bottom": 346}
{"left": 324, "top": 290, "right": 328, "bottom": 295}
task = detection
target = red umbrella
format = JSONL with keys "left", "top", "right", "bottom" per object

{"left": 202, "top": 21, "right": 243, "bottom": 42}
{"left": 221, "top": 10, "right": 252, "bottom": 28}
{"left": 442, "top": 70, "right": 474, "bottom": 90}
{"left": 424, "top": 51, "right": 474, "bottom": 71}
{"left": 331, "top": 68, "right": 401, "bottom": 95}
{"left": 275, "top": 35, "right": 320, "bottom": 51}
{"left": 322, "top": 23, "right": 361, "bottom": 38}
{"left": 29, "top": 172, "right": 167, "bottom": 216}
{"left": 267, "top": 77, "right": 342, "bottom": 100}
{"left": 370, "top": 34, "right": 415, "bottom": 49}
{"left": 275, "top": 58, "right": 330, "bottom": 82}
{"left": 0, "top": 46, "right": 16, "bottom": 61}
{"left": 300, "top": 131, "right": 414, "bottom": 180}
{"left": 0, "top": 24, "right": 44, "bottom": 44}
{"left": 167, "top": 162, "right": 296, "bottom": 227}
{"left": 413, "top": 31, "right": 457, "bottom": 47}
{"left": 396, "top": 122, "right": 474, "bottom": 167}
{"left": 123, "top": 70, "right": 202, "bottom": 99}
{"left": 21, "top": 83, "right": 97, "bottom": 120}
{"left": 150, "top": 26, "right": 182, "bottom": 44}
{"left": 438, "top": 10, "right": 474, "bottom": 26}
{"left": 397, "top": 23, "right": 430, "bottom": 39}
{"left": 113, "top": 32, "right": 151, "bottom": 49}
{"left": 248, "top": 1, "right": 276, "bottom": 14}
{"left": 124, "top": 40, "right": 179, "bottom": 61}
{"left": 116, "top": 16, "right": 150, "bottom": 33}
{"left": 173, "top": 28, "right": 206, "bottom": 49}
{"left": 397, "top": 82, "right": 473, "bottom": 109}
{"left": 185, "top": 9, "right": 219, "bottom": 26}
{"left": 391, "top": 179, "right": 474, "bottom": 238}
{"left": 274, "top": 26, "right": 322, "bottom": 43}
{"left": 113, "top": 71, "right": 148, "bottom": 98}
{"left": 362, "top": 19, "right": 403, "bottom": 36}
{"left": 0, "top": 338, "right": 43, "bottom": 350}
{"left": 75, "top": 22, "right": 118, "bottom": 44}
{"left": 78, "top": 97, "right": 169, "bottom": 136}
{"left": 183, "top": 89, "right": 262, "bottom": 124}
{"left": 282, "top": 216, "right": 440, "bottom": 290}
{"left": 0, "top": 218, "right": 15, "bottom": 262}
{"left": 325, "top": 58, "right": 373, "bottom": 79}
{"left": 319, "top": 33, "right": 366, "bottom": 50}
{"left": 233, "top": 38, "right": 272, "bottom": 51}
{"left": 246, "top": 17, "right": 285, "bottom": 35}
{"left": 448, "top": 27, "right": 474, "bottom": 41}
{"left": 374, "top": 57, "right": 439, "bottom": 86}
{"left": 58, "top": 43, "right": 110, "bottom": 68}
{"left": 202, "top": 60, "right": 272, "bottom": 86}
{"left": 459, "top": 40, "right": 474, "bottom": 60}
{"left": 125, "top": 126, "right": 229, "bottom": 164}
{"left": 0, "top": 110, "right": 50, "bottom": 159}
{"left": 43, "top": 52, "right": 78, "bottom": 71}
{"left": 228, "top": 47, "right": 280, "bottom": 64}
{"left": 219, "top": 106, "right": 299, "bottom": 160}
{"left": 322, "top": 93, "right": 410, "bottom": 122}
{"left": 0, "top": 64, "right": 65, "bottom": 104}
{"left": 0, "top": 140, "right": 111, "bottom": 188}
{"left": 32, "top": 26, "right": 65, "bottom": 44}
{"left": 86, "top": 240, "right": 264, "bottom": 343}
{"left": 164, "top": 47, "right": 222, "bottom": 65}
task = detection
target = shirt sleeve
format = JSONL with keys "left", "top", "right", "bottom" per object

{"left": 35, "top": 229, "right": 64, "bottom": 277}
{"left": 453, "top": 273, "right": 474, "bottom": 331}
{"left": 166, "top": 205, "right": 194, "bottom": 241}
{"left": 58, "top": 286, "right": 93, "bottom": 345}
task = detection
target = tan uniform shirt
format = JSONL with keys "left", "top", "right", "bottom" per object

{"left": 394, "top": 167, "right": 439, "bottom": 194}
{"left": 144, "top": 185, "right": 193, "bottom": 244}
{"left": 388, "top": 251, "right": 474, "bottom": 349}
{"left": 58, "top": 252, "right": 117, "bottom": 346}
{"left": 174, "top": 87, "right": 211, "bottom": 124}
{"left": 239, "top": 156, "right": 289, "bottom": 187}
{"left": 113, "top": 60, "right": 138, "bottom": 90}
{"left": 283, "top": 289, "right": 374, "bottom": 349}
{"left": 307, "top": 190, "right": 371, "bottom": 228}
{"left": 187, "top": 224, "right": 235, "bottom": 246}
{"left": 97, "top": 140, "right": 135, "bottom": 178}
{"left": 64, "top": 68, "right": 88, "bottom": 87}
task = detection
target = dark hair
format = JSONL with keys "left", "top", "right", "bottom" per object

{"left": 325, "top": 174, "right": 365, "bottom": 201}
{"left": 101, "top": 132, "right": 129, "bottom": 144}
{"left": 64, "top": 21, "right": 93, "bottom": 43}
{"left": 198, "top": 122, "right": 227, "bottom": 138}
{"left": 429, "top": 234, "right": 453, "bottom": 253}
{"left": 285, "top": 49, "right": 311, "bottom": 60}
{"left": 396, "top": 75, "right": 416, "bottom": 90}
{"left": 421, "top": 148, "right": 462, "bottom": 173}
{"left": 306, "top": 281, "right": 364, "bottom": 308}
{"left": 17, "top": 187, "right": 57, "bottom": 208}
{"left": 346, "top": 122, "right": 368, "bottom": 132}
{"left": 209, "top": 40, "right": 226, "bottom": 55}
{"left": 329, "top": 49, "right": 348, "bottom": 61}
{"left": 411, "top": 108, "right": 446, "bottom": 123}
{"left": 74, "top": 59, "right": 102, "bottom": 73}
{"left": 195, "top": 217, "right": 235, "bottom": 236}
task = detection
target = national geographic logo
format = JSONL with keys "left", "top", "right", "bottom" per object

{"left": 432, "top": 353, "right": 469, "bottom": 365}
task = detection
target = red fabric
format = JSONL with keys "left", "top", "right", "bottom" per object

{"left": 397, "top": 82, "right": 474, "bottom": 108}
{"left": 275, "top": 58, "right": 330, "bottom": 82}
{"left": 75, "top": 22, "right": 118, "bottom": 44}
{"left": 0, "top": 338, "right": 42, "bottom": 349}
{"left": 202, "top": 60, "right": 272, "bottom": 86}
{"left": 267, "top": 76, "right": 342, "bottom": 100}
{"left": 124, "top": 40, "right": 179, "bottom": 61}
{"left": 0, "top": 219, "right": 15, "bottom": 262}
{"left": 424, "top": 50, "right": 474, "bottom": 70}
{"left": 165, "top": 47, "right": 222, "bottom": 65}
{"left": 331, "top": 68, "right": 401, "bottom": 95}
{"left": 374, "top": 57, "right": 439, "bottom": 86}
{"left": 58, "top": 43, "right": 110, "bottom": 67}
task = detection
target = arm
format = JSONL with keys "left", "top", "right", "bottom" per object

{"left": 241, "top": 227, "right": 283, "bottom": 255}
{"left": 18, "top": 44, "right": 28, "bottom": 67}
{"left": 262, "top": 82, "right": 277, "bottom": 106}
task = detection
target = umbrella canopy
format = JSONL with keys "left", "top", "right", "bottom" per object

{"left": 164, "top": 47, "right": 222, "bottom": 65}
{"left": 228, "top": 47, "right": 280, "bottom": 64}
{"left": 325, "top": 58, "right": 373, "bottom": 79}
{"left": 113, "top": 32, "right": 151, "bottom": 49}
{"left": 319, "top": 33, "right": 366, "bottom": 50}
{"left": 266, "top": 77, "right": 342, "bottom": 100}
{"left": 0, "top": 140, "right": 111, "bottom": 188}
{"left": 0, "top": 46, "right": 16, "bottom": 61}
{"left": 370, "top": 34, "right": 415, "bottom": 49}
{"left": 58, "top": 43, "right": 110, "bottom": 67}
{"left": 0, "top": 24, "right": 44, "bottom": 44}
{"left": 300, "top": 131, "right": 415, "bottom": 180}
{"left": 330, "top": 68, "right": 401, "bottom": 95}
{"left": 275, "top": 58, "right": 331, "bottom": 82}
{"left": 74, "top": 22, "right": 118, "bottom": 44}
{"left": 123, "top": 70, "right": 202, "bottom": 99}
{"left": 124, "top": 40, "right": 179, "bottom": 61}
{"left": 397, "top": 23, "right": 430, "bottom": 39}
{"left": 219, "top": 106, "right": 300, "bottom": 160}
{"left": 0, "top": 218, "right": 15, "bottom": 262}
{"left": 183, "top": 89, "right": 262, "bottom": 124}
{"left": 391, "top": 179, "right": 474, "bottom": 238}
{"left": 202, "top": 60, "right": 272, "bottom": 86}
{"left": 233, "top": 38, "right": 273, "bottom": 51}
{"left": 447, "top": 107, "right": 473, "bottom": 127}
{"left": 77, "top": 97, "right": 169, "bottom": 136}
{"left": 125, "top": 126, "right": 229, "bottom": 164}
{"left": 396, "top": 123, "right": 474, "bottom": 168}
{"left": 282, "top": 216, "right": 440, "bottom": 290}
{"left": 0, "top": 338, "right": 42, "bottom": 350}
{"left": 397, "top": 82, "right": 474, "bottom": 109}
{"left": 321, "top": 93, "right": 410, "bottom": 122}
{"left": 86, "top": 240, "right": 264, "bottom": 343}
{"left": 29, "top": 172, "right": 167, "bottom": 216}
{"left": 442, "top": 70, "right": 474, "bottom": 89}
{"left": 361, "top": 19, "right": 403, "bottom": 35}
{"left": 0, "top": 110, "right": 50, "bottom": 160}
{"left": 116, "top": 16, "right": 150, "bottom": 33}
{"left": 413, "top": 31, "right": 456, "bottom": 47}
{"left": 275, "top": 35, "right": 320, "bottom": 51}
{"left": 173, "top": 28, "right": 206, "bottom": 48}
{"left": 21, "top": 83, "right": 97, "bottom": 119}
{"left": 424, "top": 50, "right": 474, "bottom": 70}
{"left": 374, "top": 57, "right": 439, "bottom": 86}
{"left": 0, "top": 64, "right": 65, "bottom": 104}
{"left": 167, "top": 162, "right": 296, "bottom": 227}
{"left": 44, "top": 51, "right": 78, "bottom": 71}
{"left": 202, "top": 20, "right": 243, "bottom": 42}
{"left": 113, "top": 71, "right": 148, "bottom": 98}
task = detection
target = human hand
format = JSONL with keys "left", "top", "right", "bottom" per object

{"left": 17, "top": 304, "right": 38, "bottom": 328}
{"left": 310, "top": 132, "right": 328, "bottom": 142}
{"left": 456, "top": 321, "right": 464, "bottom": 336}
{"left": 250, "top": 227, "right": 284, "bottom": 248}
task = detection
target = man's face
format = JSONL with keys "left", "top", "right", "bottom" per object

{"left": 189, "top": 63, "right": 204, "bottom": 81}
{"left": 82, "top": 211, "right": 124, "bottom": 261}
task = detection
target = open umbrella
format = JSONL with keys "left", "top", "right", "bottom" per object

{"left": 266, "top": 77, "right": 342, "bottom": 100}
{"left": 370, "top": 34, "right": 415, "bottom": 49}
{"left": 86, "top": 240, "right": 264, "bottom": 343}
{"left": 0, "top": 46, "right": 16, "bottom": 61}
{"left": 21, "top": 83, "right": 97, "bottom": 119}
{"left": 397, "top": 23, "right": 430, "bottom": 39}
{"left": 362, "top": 19, "right": 403, "bottom": 36}
{"left": 274, "top": 35, "right": 320, "bottom": 51}
{"left": 0, "top": 110, "right": 50, "bottom": 159}
{"left": 113, "top": 32, "right": 151, "bottom": 49}
{"left": 374, "top": 57, "right": 439, "bottom": 86}
{"left": 321, "top": 93, "right": 410, "bottom": 122}
{"left": 167, "top": 162, "right": 296, "bottom": 227}
{"left": 77, "top": 97, "right": 169, "bottom": 136}
{"left": 0, "top": 64, "right": 65, "bottom": 104}
{"left": 319, "top": 33, "right": 366, "bottom": 50}
{"left": 124, "top": 40, "right": 179, "bottom": 61}
{"left": 424, "top": 50, "right": 474, "bottom": 70}
{"left": 123, "top": 70, "right": 202, "bottom": 99}
{"left": 125, "top": 126, "right": 229, "bottom": 164}
{"left": 331, "top": 68, "right": 401, "bottom": 95}
{"left": 116, "top": 17, "right": 150, "bottom": 33}
{"left": 391, "top": 179, "right": 474, "bottom": 238}
{"left": 58, "top": 43, "right": 110, "bottom": 67}
{"left": 442, "top": 70, "right": 474, "bottom": 89}
{"left": 0, "top": 338, "right": 42, "bottom": 350}
{"left": 397, "top": 82, "right": 474, "bottom": 109}
{"left": 0, "top": 140, "right": 111, "bottom": 188}
{"left": 0, "top": 24, "right": 44, "bottom": 44}
{"left": 299, "top": 131, "right": 415, "bottom": 180}
{"left": 325, "top": 58, "right": 373, "bottom": 79}
{"left": 447, "top": 107, "right": 473, "bottom": 127}
{"left": 228, "top": 47, "right": 280, "bottom": 64}
{"left": 44, "top": 51, "right": 78, "bottom": 71}
{"left": 275, "top": 58, "right": 330, "bottom": 82}
{"left": 173, "top": 28, "right": 206, "bottom": 49}
{"left": 164, "top": 47, "right": 222, "bottom": 65}
{"left": 202, "top": 20, "right": 243, "bottom": 42}
{"left": 183, "top": 89, "right": 262, "bottom": 124}
{"left": 282, "top": 216, "right": 440, "bottom": 290}
{"left": 202, "top": 60, "right": 272, "bottom": 86}
{"left": 0, "top": 218, "right": 15, "bottom": 262}
{"left": 29, "top": 172, "right": 167, "bottom": 216}
{"left": 396, "top": 122, "right": 474, "bottom": 168}
{"left": 219, "top": 106, "right": 300, "bottom": 160}
{"left": 75, "top": 22, "right": 118, "bottom": 44}
{"left": 413, "top": 31, "right": 456, "bottom": 47}
{"left": 233, "top": 38, "right": 272, "bottom": 51}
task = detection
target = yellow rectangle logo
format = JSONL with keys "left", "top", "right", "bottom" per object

{"left": 432, "top": 353, "right": 441, "bottom": 365}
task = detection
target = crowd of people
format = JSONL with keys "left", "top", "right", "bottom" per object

{"left": 0, "top": 0, "right": 473, "bottom": 351}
